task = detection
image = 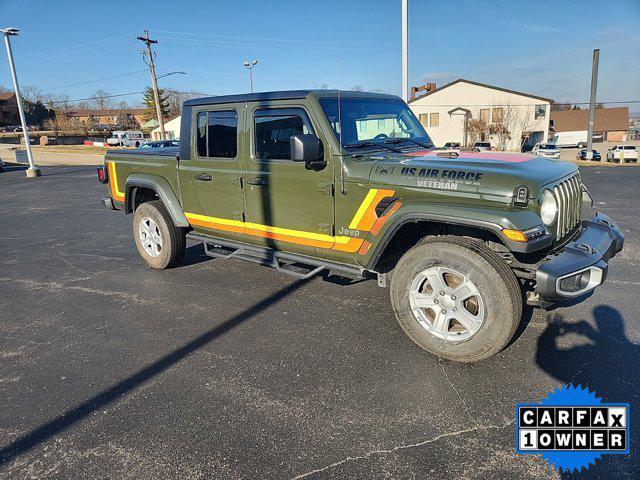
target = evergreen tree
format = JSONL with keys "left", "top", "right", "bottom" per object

{"left": 143, "top": 86, "right": 170, "bottom": 121}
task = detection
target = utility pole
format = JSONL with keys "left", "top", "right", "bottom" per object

{"left": 401, "top": 0, "right": 408, "bottom": 102}
{"left": 1, "top": 27, "right": 40, "bottom": 178}
{"left": 137, "top": 30, "right": 165, "bottom": 140}
{"left": 586, "top": 48, "right": 599, "bottom": 160}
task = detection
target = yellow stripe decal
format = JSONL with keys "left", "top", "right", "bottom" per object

{"left": 108, "top": 162, "right": 125, "bottom": 202}
{"left": 348, "top": 188, "right": 378, "bottom": 229}
{"left": 184, "top": 187, "right": 396, "bottom": 252}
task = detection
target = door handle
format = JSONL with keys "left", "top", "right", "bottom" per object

{"left": 247, "top": 177, "right": 268, "bottom": 186}
{"left": 195, "top": 173, "right": 212, "bottom": 181}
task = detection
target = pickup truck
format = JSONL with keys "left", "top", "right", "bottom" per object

{"left": 98, "top": 90, "right": 624, "bottom": 362}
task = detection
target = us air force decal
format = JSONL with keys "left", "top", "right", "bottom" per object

{"left": 400, "top": 166, "right": 483, "bottom": 190}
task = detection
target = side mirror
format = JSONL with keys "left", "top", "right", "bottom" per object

{"left": 290, "top": 134, "right": 323, "bottom": 162}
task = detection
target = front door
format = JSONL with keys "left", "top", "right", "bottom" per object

{"left": 242, "top": 104, "right": 335, "bottom": 256}
{"left": 179, "top": 105, "right": 245, "bottom": 239}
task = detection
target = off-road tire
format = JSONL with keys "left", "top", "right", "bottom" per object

{"left": 133, "top": 200, "right": 185, "bottom": 269}
{"left": 390, "top": 236, "right": 522, "bottom": 363}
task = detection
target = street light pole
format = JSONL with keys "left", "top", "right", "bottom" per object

{"left": 243, "top": 60, "right": 258, "bottom": 93}
{"left": 586, "top": 49, "right": 599, "bottom": 160}
{"left": 1, "top": 27, "right": 40, "bottom": 178}
{"left": 401, "top": 0, "right": 408, "bottom": 102}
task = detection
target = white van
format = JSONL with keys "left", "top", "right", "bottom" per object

{"left": 550, "top": 130, "right": 588, "bottom": 148}
{"left": 107, "top": 130, "right": 144, "bottom": 147}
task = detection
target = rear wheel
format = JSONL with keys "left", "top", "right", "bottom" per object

{"left": 390, "top": 236, "right": 522, "bottom": 363}
{"left": 133, "top": 200, "right": 185, "bottom": 269}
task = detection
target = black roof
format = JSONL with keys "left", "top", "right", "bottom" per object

{"left": 183, "top": 89, "right": 399, "bottom": 107}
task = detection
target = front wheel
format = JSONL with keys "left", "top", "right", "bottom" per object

{"left": 133, "top": 200, "right": 185, "bottom": 269}
{"left": 390, "top": 236, "right": 522, "bottom": 363}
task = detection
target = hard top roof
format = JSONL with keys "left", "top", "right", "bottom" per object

{"left": 183, "top": 89, "right": 400, "bottom": 107}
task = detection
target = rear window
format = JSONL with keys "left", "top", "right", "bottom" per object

{"left": 196, "top": 110, "right": 238, "bottom": 158}
{"left": 624, "top": 146, "right": 636, "bottom": 150}
{"left": 475, "top": 142, "right": 490, "bottom": 147}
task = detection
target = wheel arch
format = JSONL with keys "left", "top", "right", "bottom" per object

{"left": 124, "top": 173, "right": 189, "bottom": 227}
{"left": 365, "top": 212, "right": 520, "bottom": 273}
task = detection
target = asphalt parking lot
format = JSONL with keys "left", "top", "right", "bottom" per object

{"left": 0, "top": 165, "right": 638, "bottom": 479}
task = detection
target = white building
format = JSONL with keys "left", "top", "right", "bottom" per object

{"left": 408, "top": 79, "right": 553, "bottom": 151}
{"left": 151, "top": 115, "right": 181, "bottom": 140}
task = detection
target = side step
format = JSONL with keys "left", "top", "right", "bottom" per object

{"left": 188, "top": 233, "right": 365, "bottom": 281}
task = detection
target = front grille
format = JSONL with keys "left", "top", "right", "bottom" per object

{"left": 550, "top": 173, "right": 582, "bottom": 239}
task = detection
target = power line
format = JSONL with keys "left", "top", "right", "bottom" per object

{"left": 16, "top": 33, "right": 135, "bottom": 60}
{"left": 41, "top": 70, "right": 148, "bottom": 91}
{"left": 151, "top": 29, "right": 396, "bottom": 46}
{"left": 49, "top": 90, "right": 145, "bottom": 105}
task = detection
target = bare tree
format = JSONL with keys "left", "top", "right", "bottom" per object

{"left": 488, "top": 98, "right": 539, "bottom": 151}
{"left": 164, "top": 89, "right": 206, "bottom": 118}
{"left": 351, "top": 85, "right": 364, "bottom": 92}
{"left": 91, "top": 89, "right": 113, "bottom": 110}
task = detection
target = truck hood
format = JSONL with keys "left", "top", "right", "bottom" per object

{"left": 367, "top": 149, "right": 577, "bottom": 199}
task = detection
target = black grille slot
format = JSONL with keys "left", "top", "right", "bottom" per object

{"left": 375, "top": 196, "right": 399, "bottom": 217}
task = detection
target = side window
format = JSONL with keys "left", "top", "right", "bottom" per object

{"left": 254, "top": 109, "right": 311, "bottom": 160}
{"left": 208, "top": 111, "right": 238, "bottom": 158}
{"left": 196, "top": 110, "right": 238, "bottom": 158}
{"left": 196, "top": 112, "right": 207, "bottom": 157}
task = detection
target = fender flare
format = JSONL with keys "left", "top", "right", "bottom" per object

{"left": 124, "top": 173, "right": 189, "bottom": 227}
{"left": 364, "top": 211, "right": 552, "bottom": 270}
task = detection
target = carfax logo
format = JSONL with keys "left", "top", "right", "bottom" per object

{"left": 516, "top": 384, "right": 630, "bottom": 472}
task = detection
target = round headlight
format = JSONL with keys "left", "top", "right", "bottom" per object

{"left": 540, "top": 189, "right": 558, "bottom": 225}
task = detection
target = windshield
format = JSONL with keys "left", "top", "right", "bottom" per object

{"left": 540, "top": 144, "right": 557, "bottom": 150}
{"left": 319, "top": 97, "right": 433, "bottom": 149}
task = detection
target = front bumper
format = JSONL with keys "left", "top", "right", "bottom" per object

{"left": 535, "top": 212, "right": 624, "bottom": 302}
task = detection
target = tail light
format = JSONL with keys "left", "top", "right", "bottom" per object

{"left": 97, "top": 165, "right": 108, "bottom": 184}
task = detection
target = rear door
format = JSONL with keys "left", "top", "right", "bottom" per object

{"left": 241, "top": 102, "right": 335, "bottom": 256}
{"left": 179, "top": 105, "right": 245, "bottom": 239}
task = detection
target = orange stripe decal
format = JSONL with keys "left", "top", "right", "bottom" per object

{"left": 182, "top": 188, "right": 399, "bottom": 254}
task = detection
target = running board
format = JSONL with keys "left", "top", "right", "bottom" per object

{"left": 187, "top": 233, "right": 366, "bottom": 281}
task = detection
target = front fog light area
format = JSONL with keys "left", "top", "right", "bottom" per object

{"left": 559, "top": 271, "right": 591, "bottom": 292}
{"left": 556, "top": 266, "right": 604, "bottom": 296}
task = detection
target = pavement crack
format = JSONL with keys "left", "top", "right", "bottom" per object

{"left": 439, "top": 360, "right": 480, "bottom": 429}
{"left": 290, "top": 419, "right": 515, "bottom": 479}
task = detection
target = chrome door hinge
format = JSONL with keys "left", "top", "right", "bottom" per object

{"left": 233, "top": 211, "right": 245, "bottom": 222}
{"left": 230, "top": 176, "right": 242, "bottom": 188}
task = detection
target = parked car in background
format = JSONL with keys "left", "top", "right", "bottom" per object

{"left": 576, "top": 149, "right": 601, "bottom": 161}
{"left": 443, "top": 142, "right": 461, "bottom": 149}
{"left": 532, "top": 142, "right": 561, "bottom": 159}
{"left": 473, "top": 141, "right": 491, "bottom": 151}
{"left": 606, "top": 145, "right": 638, "bottom": 163}
{"left": 140, "top": 140, "right": 180, "bottom": 149}
{"left": 107, "top": 130, "right": 144, "bottom": 147}
{"left": 550, "top": 130, "right": 588, "bottom": 148}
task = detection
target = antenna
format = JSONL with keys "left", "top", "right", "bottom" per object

{"left": 337, "top": 59, "right": 347, "bottom": 195}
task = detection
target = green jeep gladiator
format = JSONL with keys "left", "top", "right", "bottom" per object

{"left": 98, "top": 90, "right": 624, "bottom": 362}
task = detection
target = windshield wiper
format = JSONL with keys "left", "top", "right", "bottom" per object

{"left": 384, "top": 138, "right": 434, "bottom": 149}
{"left": 344, "top": 141, "right": 402, "bottom": 153}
